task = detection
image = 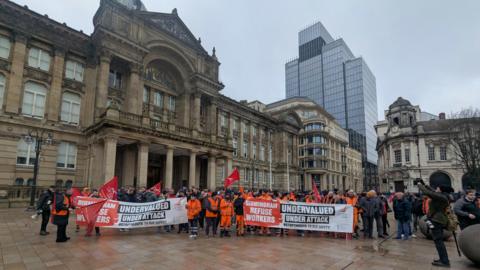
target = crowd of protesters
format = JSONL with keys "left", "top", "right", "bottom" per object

{"left": 35, "top": 183, "right": 480, "bottom": 251}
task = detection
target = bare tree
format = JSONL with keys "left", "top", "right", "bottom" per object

{"left": 449, "top": 108, "right": 480, "bottom": 190}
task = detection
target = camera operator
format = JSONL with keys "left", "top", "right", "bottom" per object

{"left": 36, "top": 186, "right": 55, "bottom": 235}
{"left": 416, "top": 179, "right": 452, "bottom": 268}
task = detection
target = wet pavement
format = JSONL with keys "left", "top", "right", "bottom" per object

{"left": 0, "top": 208, "right": 477, "bottom": 270}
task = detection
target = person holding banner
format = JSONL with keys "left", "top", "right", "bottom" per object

{"left": 85, "top": 189, "right": 101, "bottom": 237}
{"left": 186, "top": 194, "right": 201, "bottom": 239}
{"left": 233, "top": 192, "right": 245, "bottom": 236}
{"left": 345, "top": 190, "right": 360, "bottom": 238}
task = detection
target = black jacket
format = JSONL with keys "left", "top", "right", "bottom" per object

{"left": 36, "top": 190, "right": 53, "bottom": 212}
{"left": 393, "top": 198, "right": 412, "bottom": 222}
{"left": 234, "top": 197, "right": 245, "bottom": 215}
{"left": 453, "top": 197, "right": 480, "bottom": 229}
{"left": 418, "top": 184, "right": 449, "bottom": 225}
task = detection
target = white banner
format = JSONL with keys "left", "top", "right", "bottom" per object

{"left": 75, "top": 197, "right": 188, "bottom": 228}
{"left": 279, "top": 202, "right": 354, "bottom": 233}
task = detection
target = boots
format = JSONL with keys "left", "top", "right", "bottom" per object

{"left": 220, "top": 230, "right": 224, "bottom": 238}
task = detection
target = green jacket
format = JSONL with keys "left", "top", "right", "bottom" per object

{"left": 418, "top": 184, "right": 449, "bottom": 225}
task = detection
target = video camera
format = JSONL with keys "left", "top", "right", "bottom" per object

{"left": 413, "top": 178, "right": 425, "bottom": 186}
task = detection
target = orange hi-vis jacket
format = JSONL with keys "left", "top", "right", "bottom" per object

{"left": 206, "top": 197, "right": 219, "bottom": 218}
{"left": 260, "top": 194, "right": 272, "bottom": 201}
{"left": 220, "top": 199, "right": 234, "bottom": 217}
{"left": 422, "top": 198, "right": 430, "bottom": 215}
{"left": 51, "top": 194, "right": 70, "bottom": 216}
{"left": 345, "top": 196, "right": 359, "bottom": 229}
{"left": 186, "top": 199, "right": 202, "bottom": 220}
{"left": 306, "top": 196, "right": 315, "bottom": 203}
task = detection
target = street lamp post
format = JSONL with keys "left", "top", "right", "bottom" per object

{"left": 23, "top": 129, "right": 53, "bottom": 210}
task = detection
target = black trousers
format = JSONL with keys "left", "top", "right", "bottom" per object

{"left": 40, "top": 210, "right": 50, "bottom": 232}
{"left": 205, "top": 217, "right": 217, "bottom": 236}
{"left": 382, "top": 214, "right": 389, "bottom": 234}
{"left": 431, "top": 222, "right": 449, "bottom": 264}
{"left": 198, "top": 209, "right": 205, "bottom": 228}
{"left": 189, "top": 217, "right": 199, "bottom": 235}
{"left": 56, "top": 224, "right": 67, "bottom": 242}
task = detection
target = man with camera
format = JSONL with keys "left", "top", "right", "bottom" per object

{"left": 415, "top": 178, "right": 452, "bottom": 268}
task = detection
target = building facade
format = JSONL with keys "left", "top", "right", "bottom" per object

{"left": 252, "top": 97, "right": 363, "bottom": 192}
{"left": 285, "top": 22, "right": 378, "bottom": 190}
{"left": 376, "top": 97, "right": 467, "bottom": 193}
{"left": 0, "top": 0, "right": 303, "bottom": 192}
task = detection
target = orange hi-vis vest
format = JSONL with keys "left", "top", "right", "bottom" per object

{"left": 186, "top": 199, "right": 202, "bottom": 220}
{"left": 51, "top": 194, "right": 69, "bottom": 216}
{"left": 422, "top": 198, "right": 430, "bottom": 215}
{"left": 220, "top": 199, "right": 234, "bottom": 216}
{"left": 206, "top": 197, "right": 219, "bottom": 218}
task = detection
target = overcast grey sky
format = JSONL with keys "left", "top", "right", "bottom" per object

{"left": 13, "top": 0, "right": 480, "bottom": 120}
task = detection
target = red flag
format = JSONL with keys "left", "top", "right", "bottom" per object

{"left": 80, "top": 199, "right": 107, "bottom": 234}
{"left": 149, "top": 182, "right": 162, "bottom": 196}
{"left": 99, "top": 176, "right": 118, "bottom": 200}
{"left": 224, "top": 168, "right": 240, "bottom": 188}
{"left": 312, "top": 177, "right": 322, "bottom": 203}
{"left": 70, "top": 187, "right": 81, "bottom": 207}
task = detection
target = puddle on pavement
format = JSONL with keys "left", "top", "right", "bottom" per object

{"left": 354, "top": 245, "right": 389, "bottom": 256}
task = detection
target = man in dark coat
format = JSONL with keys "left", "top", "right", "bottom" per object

{"left": 418, "top": 182, "right": 452, "bottom": 267}
{"left": 51, "top": 188, "right": 71, "bottom": 243}
{"left": 36, "top": 186, "right": 54, "bottom": 235}
{"left": 393, "top": 192, "right": 412, "bottom": 240}
{"left": 454, "top": 189, "right": 480, "bottom": 230}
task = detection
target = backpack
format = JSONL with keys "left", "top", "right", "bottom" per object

{"left": 445, "top": 205, "right": 459, "bottom": 232}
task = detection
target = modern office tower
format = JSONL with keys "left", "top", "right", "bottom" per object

{"left": 285, "top": 22, "right": 378, "bottom": 190}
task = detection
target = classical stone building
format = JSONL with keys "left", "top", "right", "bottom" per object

{"left": 376, "top": 97, "right": 467, "bottom": 193}
{"left": 250, "top": 97, "right": 363, "bottom": 192}
{"left": 0, "top": 0, "right": 362, "bottom": 194}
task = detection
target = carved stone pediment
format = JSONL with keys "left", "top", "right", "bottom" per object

{"left": 62, "top": 79, "right": 85, "bottom": 93}
{"left": 0, "top": 58, "right": 10, "bottom": 72}
{"left": 145, "top": 14, "right": 206, "bottom": 53}
{"left": 24, "top": 67, "right": 52, "bottom": 84}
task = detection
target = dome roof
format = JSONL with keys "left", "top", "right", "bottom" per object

{"left": 389, "top": 97, "right": 412, "bottom": 109}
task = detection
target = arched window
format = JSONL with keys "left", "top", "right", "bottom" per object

{"left": 65, "top": 180, "right": 73, "bottom": 189}
{"left": 14, "top": 178, "right": 24, "bottom": 186}
{"left": 22, "top": 82, "right": 47, "bottom": 118}
{"left": 0, "top": 73, "right": 5, "bottom": 107}
{"left": 26, "top": 178, "right": 34, "bottom": 186}
{"left": 60, "top": 92, "right": 81, "bottom": 124}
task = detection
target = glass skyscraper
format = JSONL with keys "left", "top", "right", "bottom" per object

{"left": 286, "top": 22, "right": 378, "bottom": 190}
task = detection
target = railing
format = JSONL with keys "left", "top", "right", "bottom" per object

{"left": 119, "top": 111, "right": 143, "bottom": 123}
{"left": 150, "top": 118, "right": 169, "bottom": 130}
{"left": 197, "top": 131, "right": 211, "bottom": 141}
{"left": 0, "top": 185, "right": 49, "bottom": 208}
{"left": 176, "top": 126, "right": 192, "bottom": 136}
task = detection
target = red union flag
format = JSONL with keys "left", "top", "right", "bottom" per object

{"left": 70, "top": 187, "right": 82, "bottom": 207}
{"left": 99, "top": 176, "right": 118, "bottom": 200}
{"left": 312, "top": 177, "right": 322, "bottom": 203}
{"left": 149, "top": 182, "right": 162, "bottom": 196}
{"left": 224, "top": 168, "right": 240, "bottom": 188}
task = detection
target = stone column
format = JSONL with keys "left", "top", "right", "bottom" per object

{"left": 47, "top": 48, "right": 65, "bottom": 121}
{"left": 163, "top": 93, "right": 169, "bottom": 122}
{"left": 239, "top": 119, "right": 245, "bottom": 157}
{"left": 165, "top": 145, "right": 174, "bottom": 189}
{"left": 207, "top": 154, "right": 216, "bottom": 190}
{"left": 209, "top": 101, "right": 217, "bottom": 140}
{"left": 5, "top": 33, "right": 27, "bottom": 114}
{"left": 137, "top": 142, "right": 149, "bottom": 188}
{"left": 122, "top": 146, "right": 136, "bottom": 187}
{"left": 227, "top": 157, "right": 233, "bottom": 174}
{"left": 103, "top": 136, "right": 117, "bottom": 182}
{"left": 95, "top": 51, "right": 111, "bottom": 117}
{"left": 126, "top": 63, "right": 140, "bottom": 115}
{"left": 193, "top": 93, "right": 201, "bottom": 130}
{"left": 189, "top": 150, "right": 197, "bottom": 188}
